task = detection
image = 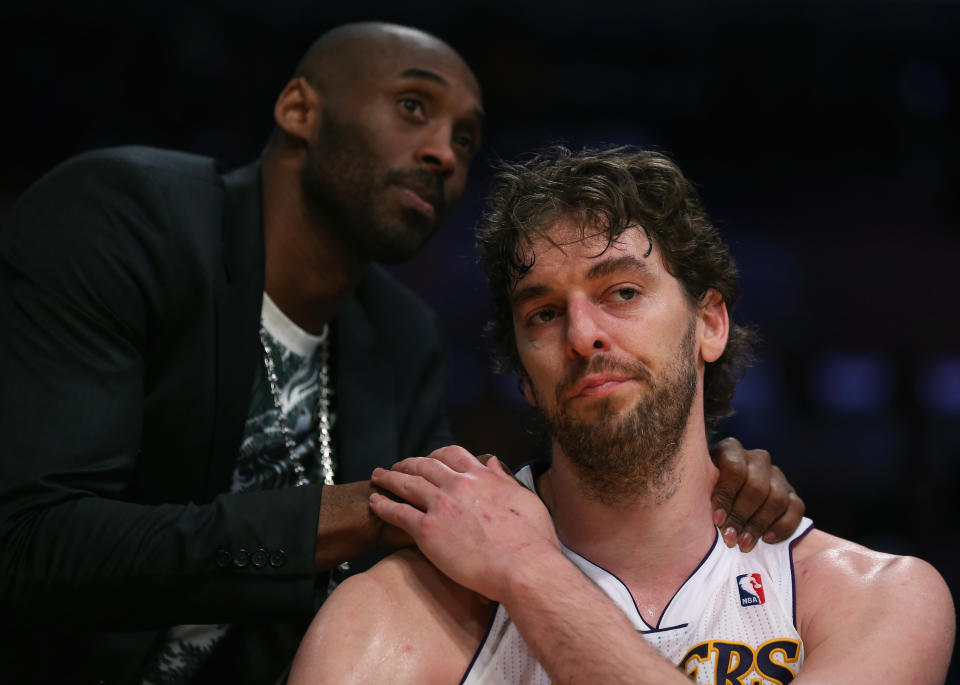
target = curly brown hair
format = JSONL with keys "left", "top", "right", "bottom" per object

{"left": 475, "top": 144, "right": 757, "bottom": 435}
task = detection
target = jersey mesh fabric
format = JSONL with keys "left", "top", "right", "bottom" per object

{"left": 461, "top": 464, "right": 813, "bottom": 685}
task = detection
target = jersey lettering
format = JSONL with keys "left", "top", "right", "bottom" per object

{"left": 756, "top": 639, "right": 801, "bottom": 684}
{"left": 679, "top": 639, "right": 800, "bottom": 684}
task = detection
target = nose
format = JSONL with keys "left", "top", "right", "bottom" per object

{"left": 565, "top": 296, "right": 611, "bottom": 360}
{"left": 415, "top": 124, "right": 457, "bottom": 179}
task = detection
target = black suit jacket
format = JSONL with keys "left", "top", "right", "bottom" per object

{"left": 0, "top": 147, "right": 453, "bottom": 682}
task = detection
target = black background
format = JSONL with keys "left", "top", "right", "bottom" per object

{"left": 4, "top": 0, "right": 958, "bottom": 678}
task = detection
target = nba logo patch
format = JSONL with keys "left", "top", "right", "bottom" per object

{"left": 736, "top": 573, "right": 765, "bottom": 606}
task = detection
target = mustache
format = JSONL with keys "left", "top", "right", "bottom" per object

{"left": 385, "top": 168, "right": 446, "bottom": 215}
{"left": 556, "top": 354, "right": 653, "bottom": 400}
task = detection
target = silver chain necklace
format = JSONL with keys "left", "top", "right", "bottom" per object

{"left": 258, "top": 323, "right": 335, "bottom": 487}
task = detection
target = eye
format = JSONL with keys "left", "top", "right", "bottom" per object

{"left": 527, "top": 308, "right": 559, "bottom": 326}
{"left": 453, "top": 133, "right": 475, "bottom": 154}
{"left": 398, "top": 97, "right": 426, "bottom": 120}
{"left": 609, "top": 287, "right": 639, "bottom": 302}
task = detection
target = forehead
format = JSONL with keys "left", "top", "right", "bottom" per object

{"left": 356, "top": 35, "right": 483, "bottom": 106}
{"left": 518, "top": 220, "right": 658, "bottom": 282}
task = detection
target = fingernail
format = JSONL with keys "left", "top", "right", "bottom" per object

{"left": 713, "top": 509, "right": 726, "bottom": 527}
{"left": 738, "top": 532, "right": 753, "bottom": 550}
{"left": 762, "top": 531, "right": 776, "bottom": 543}
{"left": 722, "top": 527, "right": 737, "bottom": 546}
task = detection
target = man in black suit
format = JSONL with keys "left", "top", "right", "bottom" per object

{"left": 0, "top": 22, "right": 802, "bottom": 684}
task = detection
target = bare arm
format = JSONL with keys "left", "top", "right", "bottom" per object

{"left": 792, "top": 530, "right": 955, "bottom": 684}
{"left": 288, "top": 548, "right": 490, "bottom": 684}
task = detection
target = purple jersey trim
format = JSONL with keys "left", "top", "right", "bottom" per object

{"left": 654, "top": 527, "right": 721, "bottom": 630}
{"left": 458, "top": 602, "right": 501, "bottom": 685}
{"left": 788, "top": 521, "right": 816, "bottom": 629}
{"left": 514, "top": 461, "right": 721, "bottom": 631}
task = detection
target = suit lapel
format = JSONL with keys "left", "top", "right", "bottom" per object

{"left": 208, "top": 161, "right": 265, "bottom": 495}
{"left": 333, "top": 287, "right": 398, "bottom": 483}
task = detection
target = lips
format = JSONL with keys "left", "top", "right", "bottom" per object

{"left": 568, "top": 374, "right": 634, "bottom": 400}
{"left": 395, "top": 183, "right": 439, "bottom": 219}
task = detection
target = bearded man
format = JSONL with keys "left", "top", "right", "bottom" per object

{"left": 288, "top": 145, "right": 954, "bottom": 684}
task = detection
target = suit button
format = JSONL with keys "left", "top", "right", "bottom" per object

{"left": 234, "top": 548, "right": 250, "bottom": 568}
{"left": 251, "top": 548, "right": 268, "bottom": 568}
{"left": 216, "top": 548, "right": 232, "bottom": 568}
{"left": 269, "top": 549, "right": 287, "bottom": 568}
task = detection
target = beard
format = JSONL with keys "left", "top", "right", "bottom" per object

{"left": 299, "top": 113, "right": 445, "bottom": 263}
{"left": 537, "top": 319, "right": 698, "bottom": 507}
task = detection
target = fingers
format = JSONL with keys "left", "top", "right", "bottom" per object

{"left": 761, "top": 478, "right": 806, "bottom": 544}
{"left": 710, "top": 438, "right": 808, "bottom": 551}
{"left": 735, "top": 466, "right": 791, "bottom": 551}
{"left": 371, "top": 462, "right": 441, "bottom": 510}
{"left": 711, "top": 438, "right": 777, "bottom": 551}
{"left": 422, "top": 445, "right": 483, "bottom": 472}
{"left": 709, "top": 437, "right": 748, "bottom": 529}
{"left": 371, "top": 449, "right": 502, "bottom": 512}
{"left": 369, "top": 492, "right": 424, "bottom": 538}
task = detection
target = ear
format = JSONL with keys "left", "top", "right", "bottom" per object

{"left": 273, "top": 77, "right": 322, "bottom": 144}
{"left": 517, "top": 370, "right": 538, "bottom": 408}
{"left": 698, "top": 289, "right": 729, "bottom": 363}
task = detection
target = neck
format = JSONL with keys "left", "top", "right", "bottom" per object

{"left": 538, "top": 423, "right": 719, "bottom": 624}
{"left": 260, "top": 148, "right": 367, "bottom": 334}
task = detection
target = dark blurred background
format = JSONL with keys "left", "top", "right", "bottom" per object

{"left": 4, "top": 0, "right": 958, "bottom": 678}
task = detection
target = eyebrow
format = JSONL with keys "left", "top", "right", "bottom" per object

{"left": 400, "top": 67, "right": 449, "bottom": 86}
{"left": 510, "top": 284, "right": 551, "bottom": 309}
{"left": 585, "top": 254, "right": 654, "bottom": 280}
{"left": 510, "top": 255, "right": 653, "bottom": 308}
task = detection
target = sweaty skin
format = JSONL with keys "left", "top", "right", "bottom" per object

{"left": 288, "top": 219, "right": 954, "bottom": 684}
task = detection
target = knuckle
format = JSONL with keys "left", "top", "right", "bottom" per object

{"left": 749, "top": 449, "right": 772, "bottom": 467}
{"left": 728, "top": 457, "right": 749, "bottom": 478}
{"left": 765, "top": 489, "right": 790, "bottom": 514}
{"left": 448, "top": 478, "right": 471, "bottom": 498}
{"left": 744, "top": 460, "right": 771, "bottom": 488}
{"left": 712, "top": 490, "right": 735, "bottom": 509}
{"left": 724, "top": 511, "right": 747, "bottom": 529}
{"left": 432, "top": 492, "right": 456, "bottom": 516}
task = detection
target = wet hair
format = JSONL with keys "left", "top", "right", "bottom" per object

{"left": 475, "top": 144, "right": 757, "bottom": 434}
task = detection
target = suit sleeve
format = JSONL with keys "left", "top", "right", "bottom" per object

{"left": 0, "top": 155, "right": 317, "bottom": 629}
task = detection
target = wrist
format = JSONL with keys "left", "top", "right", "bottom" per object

{"left": 314, "top": 481, "right": 382, "bottom": 570}
{"left": 497, "top": 539, "right": 569, "bottom": 609}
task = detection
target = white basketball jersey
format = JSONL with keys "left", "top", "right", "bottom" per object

{"left": 461, "top": 463, "right": 814, "bottom": 685}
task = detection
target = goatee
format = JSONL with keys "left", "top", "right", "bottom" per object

{"left": 540, "top": 319, "right": 698, "bottom": 506}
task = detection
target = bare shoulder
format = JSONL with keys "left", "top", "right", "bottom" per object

{"left": 794, "top": 529, "right": 951, "bottom": 606}
{"left": 792, "top": 529, "right": 955, "bottom": 683}
{"left": 289, "top": 549, "right": 493, "bottom": 685}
